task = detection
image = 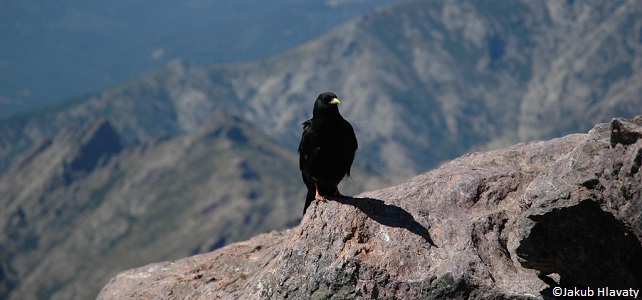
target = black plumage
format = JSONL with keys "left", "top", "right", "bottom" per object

{"left": 298, "top": 92, "right": 358, "bottom": 215}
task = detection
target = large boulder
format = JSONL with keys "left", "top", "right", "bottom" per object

{"left": 98, "top": 116, "right": 642, "bottom": 299}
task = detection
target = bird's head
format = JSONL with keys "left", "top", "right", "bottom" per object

{"left": 313, "top": 92, "right": 341, "bottom": 117}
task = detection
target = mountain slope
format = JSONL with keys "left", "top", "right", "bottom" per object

{"left": 0, "top": 112, "right": 310, "bottom": 300}
{"left": 214, "top": 0, "right": 642, "bottom": 173}
{"left": 2, "top": 0, "right": 640, "bottom": 177}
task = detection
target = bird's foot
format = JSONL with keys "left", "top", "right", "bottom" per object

{"left": 315, "top": 191, "right": 328, "bottom": 202}
{"left": 314, "top": 184, "right": 345, "bottom": 201}
{"left": 314, "top": 196, "right": 328, "bottom": 202}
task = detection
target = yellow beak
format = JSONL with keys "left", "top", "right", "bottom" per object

{"left": 330, "top": 98, "right": 341, "bottom": 105}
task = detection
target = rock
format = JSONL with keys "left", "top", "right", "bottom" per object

{"left": 96, "top": 230, "right": 290, "bottom": 300}
{"left": 97, "top": 117, "right": 642, "bottom": 299}
{"left": 516, "top": 116, "right": 642, "bottom": 290}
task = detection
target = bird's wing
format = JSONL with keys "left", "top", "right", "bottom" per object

{"left": 343, "top": 119, "right": 358, "bottom": 176}
{"left": 346, "top": 120, "right": 358, "bottom": 151}
{"left": 298, "top": 120, "right": 314, "bottom": 171}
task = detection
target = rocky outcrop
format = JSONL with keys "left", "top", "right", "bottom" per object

{"left": 98, "top": 116, "right": 642, "bottom": 299}
{"left": 516, "top": 117, "right": 642, "bottom": 291}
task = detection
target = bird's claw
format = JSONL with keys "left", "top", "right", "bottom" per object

{"left": 315, "top": 194, "right": 328, "bottom": 202}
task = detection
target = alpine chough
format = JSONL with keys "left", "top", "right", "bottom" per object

{"left": 298, "top": 92, "right": 358, "bottom": 215}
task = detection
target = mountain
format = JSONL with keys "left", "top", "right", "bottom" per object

{"left": 98, "top": 116, "right": 642, "bottom": 299}
{"left": 209, "top": 0, "right": 642, "bottom": 173}
{"left": 0, "top": 112, "right": 302, "bottom": 300}
{"left": 0, "top": 0, "right": 396, "bottom": 117}
{"left": 2, "top": 0, "right": 642, "bottom": 299}
{"left": 2, "top": 0, "right": 641, "bottom": 175}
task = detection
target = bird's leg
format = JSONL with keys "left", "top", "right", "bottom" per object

{"left": 315, "top": 183, "right": 327, "bottom": 201}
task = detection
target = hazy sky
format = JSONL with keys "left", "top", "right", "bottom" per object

{"left": 0, "top": 0, "right": 396, "bottom": 117}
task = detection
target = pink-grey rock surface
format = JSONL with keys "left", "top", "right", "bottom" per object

{"left": 98, "top": 116, "right": 642, "bottom": 299}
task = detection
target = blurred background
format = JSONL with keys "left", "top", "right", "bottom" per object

{"left": 1, "top": 0, "right": 641, "bottom": 299}
{"left": 0, "top": 0, "right": 398, "bottom": 117}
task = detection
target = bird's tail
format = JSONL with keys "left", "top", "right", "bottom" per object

{"left": 303, "top": 188, "right": 315, "bottom": 215}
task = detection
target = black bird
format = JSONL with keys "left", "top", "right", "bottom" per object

{"left": 298, "top": 92, "right": 358, "bottom": 215}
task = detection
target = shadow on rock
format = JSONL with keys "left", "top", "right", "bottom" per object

{"left": 517, "top": 200, "right": 642, "bottom": 293}
{"left": 334, "top": 196, "right": 436, "bottom": 247}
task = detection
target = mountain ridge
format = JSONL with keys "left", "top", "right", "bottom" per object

{"left": 0, "top": 111, "right": 306, "bottom": 300}
{"left": 2, "top": 0, "right": 640, "bottom": 176}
